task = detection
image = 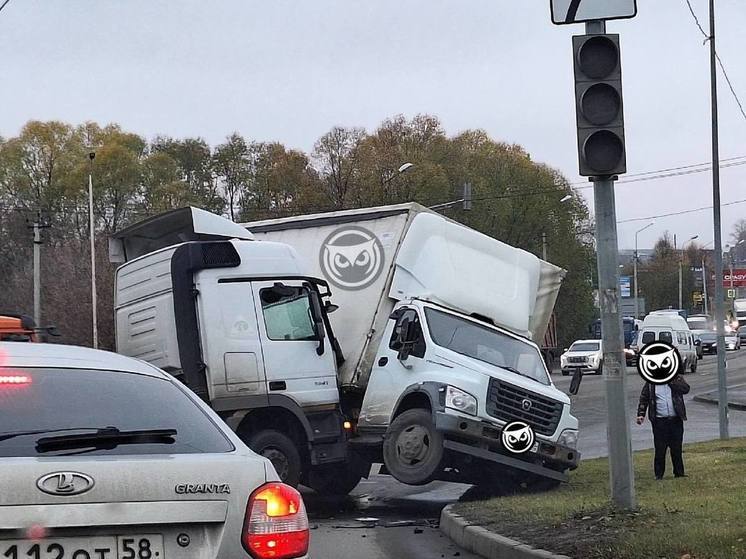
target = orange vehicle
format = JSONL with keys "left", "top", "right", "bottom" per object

{"left": 0, "top": 314, "right": 38, "bottom": 342}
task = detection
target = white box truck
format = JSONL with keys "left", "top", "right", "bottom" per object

{"left": 111, "top": 203, "right": 579, "bottom": 494}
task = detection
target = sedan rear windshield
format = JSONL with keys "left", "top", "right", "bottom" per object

{"left": 0, "top": 368, "right": 234, "bottom": 457}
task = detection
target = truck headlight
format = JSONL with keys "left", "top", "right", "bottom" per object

{"left": 558, "top": 429, "right": 578, "bottom": 449}
{"left": 445, "top": 386, "right": 477, "bottom": 416}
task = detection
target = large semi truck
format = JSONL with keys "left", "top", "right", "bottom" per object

{"left": 111, "top": 203, "right": 579, "bottom": 493}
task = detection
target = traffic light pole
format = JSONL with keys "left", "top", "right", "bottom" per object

{"left": 587, "top": 19, "right": 636, "bottom": 510}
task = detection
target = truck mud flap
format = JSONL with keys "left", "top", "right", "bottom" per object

{"left": 443, "top": 440, "right": 568, "bottom": 482}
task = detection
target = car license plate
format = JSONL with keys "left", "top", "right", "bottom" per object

{"left": 530, "top": 442, "right": 539, "bottom": 453}
{"left": 0, "top": 535, "right": 164, "bottom": 559}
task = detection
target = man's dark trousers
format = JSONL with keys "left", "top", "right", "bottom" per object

{"left": 652, "top": 416, "right": 684, "bottom": 478}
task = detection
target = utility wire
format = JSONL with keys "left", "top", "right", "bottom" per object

{"left": 570, "top": 156, "right": 746, "bottom": 187}
{"left": 617, "top": 197, "right": 746, "bottom": 224}
{"left": 683, "top": 0, "right": 746, "bottom": 122}
{"left": 0, "top": 0, "right": 12, "bottom": 15}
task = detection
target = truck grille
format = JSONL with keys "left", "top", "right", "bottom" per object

{"left": 568, "top": 356, "right": 587, "bottom": 363}
{"left": 486, "top": 379, "right": 564, "bottom": 436}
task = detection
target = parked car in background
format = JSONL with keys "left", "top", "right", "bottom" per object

{"left": 561, "top": 340, "right": 603, "bottom": 376}
{"left": 687, "top": 314, "right": 712, "bottom": 332}
{"left": 738, "top": 325, "right": 746, "bottom": 345}
{"left": 699, "top": 331, "right": 718, "bottom": 354}
{"left": 0, "top": 342, "right": 310, "bottom": 559}
{"left": 624, "top": 331, "right": 639, "bottom": 366}
{"left": 690, "top": 330, "right": 707, "bottom": 360}
{"left": 590, "top": 317, "right": 636, "bottom": 348}
{"left": 638, "top": 312, "right": 698, "bottom": 374}
{"left": 725, "top": 332, "right": 741, "bottom": 351}
{"left": 0, "top": 314, "right": 37, "bottom": 342}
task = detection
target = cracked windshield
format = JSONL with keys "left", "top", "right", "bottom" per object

{"left": 1, "top": 1, "right": 746, "bottom": 558}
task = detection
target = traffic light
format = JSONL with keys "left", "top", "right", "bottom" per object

{"left": 572, "top": 33, "right": 626, "bottom": 177}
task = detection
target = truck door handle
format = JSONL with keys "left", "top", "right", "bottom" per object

{"left": 269, "top": 381, "right": 287, "bottom": 391}
{"left": 378, "top": 357, "right": 388, "bottom": 367}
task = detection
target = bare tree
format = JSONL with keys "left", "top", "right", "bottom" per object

{"left": 312, "top": 126, "right": 365, "bottom": 208}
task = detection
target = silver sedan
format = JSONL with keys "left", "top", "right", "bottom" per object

{"left": 0, "top": 342, "right": 309, "bottom": 559}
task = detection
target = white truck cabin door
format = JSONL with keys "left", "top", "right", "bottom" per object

{"left": 251, "top": 280, "right": 339, "bottom": 407}
{"left": 200, "top": 279, "right": 267, "bottom": 399}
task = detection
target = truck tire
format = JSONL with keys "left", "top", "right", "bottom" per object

{"left": 383, "top": 409, "right": 444, "bottom": 486}
{"left": 307, "top": 464, "right": 364, "bottom": 496}
{"left": 248, "top": 430, "right": 302, "bottom": 487}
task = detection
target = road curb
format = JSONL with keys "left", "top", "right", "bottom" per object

{"left": 693, "top": 393, "right": 746, "bottom": 411}
{"left": 439, "top": 504, "right": 572, "bottom": 559}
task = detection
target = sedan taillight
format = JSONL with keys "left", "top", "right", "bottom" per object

{"left": 242, "top": 483, "right": 309, "bottom": 559}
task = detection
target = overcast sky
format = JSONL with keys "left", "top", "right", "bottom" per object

{"left": 1, "top": 0, "right": 744, "bottom": 250}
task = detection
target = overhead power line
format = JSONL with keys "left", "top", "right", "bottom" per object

{"left": 570, "top": 156, "right": 746, "bottom": 188}
{"left": 0, "top": 0, "right": 12, "bottom": 15}
{"left": 683, "top": 0, "right": 746, "bottom": 122}
{"left": 617, "top": 197, "right": 746, "bottom": 224}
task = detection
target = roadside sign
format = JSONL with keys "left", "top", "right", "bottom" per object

{"left": 728, "top": 288, "right": 736, "bottom": 299}
{"left": 551, "top": 0, "right": 637, "bottom": 25}
{"left": 619, "top": 275, "right": 631, "bottom": 298}
{"left": 693, "top": 292, "right": 703, "bottom": 302}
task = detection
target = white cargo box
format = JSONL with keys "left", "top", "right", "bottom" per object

{"left": 245, "top": 203, "right": 565, "bottom": 387}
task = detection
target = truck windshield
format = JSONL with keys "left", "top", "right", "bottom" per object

{"left": 424, "top": 308, "right": 549, "bottom": 385}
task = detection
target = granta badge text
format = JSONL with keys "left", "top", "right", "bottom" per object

{"left": 175, "top": 483, "right": 231, "bottom": 494}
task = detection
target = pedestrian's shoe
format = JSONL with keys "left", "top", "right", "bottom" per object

{"left": 674, "top": 474, "right": 688, "bottom": 478}
{"left": 655, "top": 476, "right": 663, "bottom": 480}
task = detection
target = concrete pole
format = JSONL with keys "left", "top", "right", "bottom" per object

{"left": 702, "top": 258, "right": 709, "bottom": 315}
{"left": 633, "top": 248, "right": 639, "bottom": 319}
{"left": 33, "top": 219, "right": 41, "bottom": 328}
{"left": 709, "top": 0, "right": 728, "bottom": 439}
{"left": 88, "top": 160, "right": 99, "bottom": 349}
{"left": 678, "top": 258, "right": 683, "bottom": 310}
{"left": 594, "top": 176, "right": 636, "bottom": 509}
{"left": 542, "top": 232, "right": 547, "bottom": 261}
{"left": 585, "top": 18, "right": 635, "bottom": 508}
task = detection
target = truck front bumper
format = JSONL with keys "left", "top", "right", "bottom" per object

{"left": 434, "top": 411, "right": 580, "bottom": 482}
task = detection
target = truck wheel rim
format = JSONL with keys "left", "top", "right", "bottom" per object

{"left": 396, "top": 425, "right": 430, "bottom": 465}
{"left": 262, "top": 448, "right": 290, "bottom": 480}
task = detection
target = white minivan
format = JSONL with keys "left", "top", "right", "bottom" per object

{"left": 638, "top": 312, "right": 698, "bottom": 374}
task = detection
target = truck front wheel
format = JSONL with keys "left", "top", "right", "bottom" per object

{"left": 383, "top": 409, "right": 444, "bottom": 485}
{"left": 307, "top": 464, "right": 364, "bottom": 496}
{"left": 248, "top": 430, "right": 302, "bottom": 487}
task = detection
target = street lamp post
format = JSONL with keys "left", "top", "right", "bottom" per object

{"left": 679, "top": 235, "right": 699, "bottom": 310}
{"left": 634, "top": 222, "right": 654, "bottom": 319}
{"left": 88, "top": 151, "right": 98, "bottom": 349}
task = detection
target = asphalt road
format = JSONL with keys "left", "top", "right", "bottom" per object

{"left": 305, "top": 349, "right": 746, "bottom": 558}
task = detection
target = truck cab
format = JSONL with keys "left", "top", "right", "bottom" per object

{"left": 361, "top": 299, "right": 577, "bottom": 485}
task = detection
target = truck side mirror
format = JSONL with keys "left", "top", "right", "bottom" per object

{"left": 569, "top": 369, "right": 583, "bottom": 395}
{"left": 308, "top": 291, "right": 326, "bottom": 356}
{"left": 397, "top": 319, "right": 413, "bottom": 362}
